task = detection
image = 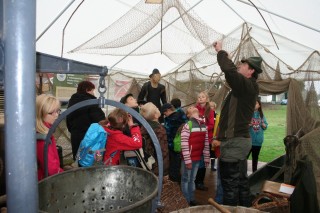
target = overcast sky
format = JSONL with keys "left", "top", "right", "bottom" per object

{"left": 36, "top": 0, "right": 320, "bottom": 75}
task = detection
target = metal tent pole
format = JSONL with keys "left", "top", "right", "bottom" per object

{"left": 4, "top": 0, "right": 38, "bottom": 212}
{"left": 236, "top": 0, "right": 320, "bottom": 33}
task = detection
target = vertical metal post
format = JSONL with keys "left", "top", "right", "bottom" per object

{"left": 4, "top": 0, "right": 38, "bottom": 212}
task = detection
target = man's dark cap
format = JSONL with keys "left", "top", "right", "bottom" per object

{"left": 241, "top": 57, "right": 263, "bottom": 74}
{"left": 161, "top": 103, "right": 173, "bottom": 113}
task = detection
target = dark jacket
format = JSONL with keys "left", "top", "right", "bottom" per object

{"left": 217, "top": 51, "right": 259, "bottom": 140}
{"left": 66, "top": 92, "right": 105, "bottom": 158}
{"left": 66, "top": 92, "right": 105, "bottom": 133}
{"left": 163, "top": 111, "right": 186, "bottom": 150}
{"left": 141, "top": 120, "right": 169, "bottom": 176}
{"left": 138, "top": 81, "right": 167, "bottom": 110}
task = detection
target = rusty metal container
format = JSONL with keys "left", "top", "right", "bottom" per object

{"left": 38, "top": 165, "right": 158, "bottom": 213}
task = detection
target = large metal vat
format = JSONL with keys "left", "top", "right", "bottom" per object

{"left": 38, "top": 165, "right": 158, "bottom": 213}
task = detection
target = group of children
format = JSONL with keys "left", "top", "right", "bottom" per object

{"left": 36, "top": 89, "right": 268, "bottom": 207}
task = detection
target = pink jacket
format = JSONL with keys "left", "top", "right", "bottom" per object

{"left": 37, "top": 124, "right": 63, "bottom": 181}
{"left": 195, "top": 103, "right": 215, "bottom": 141}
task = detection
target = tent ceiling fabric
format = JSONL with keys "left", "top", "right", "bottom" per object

{"left": 36, "top": 0, "right": 320, "bottom": 74}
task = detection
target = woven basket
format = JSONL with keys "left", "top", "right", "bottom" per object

{"left": 252, "top": 193, "right": 290, "bottom": 213}
{"left": 158, "top": 176, "right": 189, "bottom": 213}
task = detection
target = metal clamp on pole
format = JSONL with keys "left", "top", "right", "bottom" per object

{"left": 98, "top": 66, "right": 108, "bottom": 108}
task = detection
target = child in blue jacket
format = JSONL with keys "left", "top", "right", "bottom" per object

{"left": 247, "top": 99, "right": 268, "bottom": 172}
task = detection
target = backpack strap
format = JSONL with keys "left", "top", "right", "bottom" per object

{"left": 188, "top": 120, "right": 192, "bottom": 130}
{"left": 36, "top": 133, "right": 52, "bottom": 144}
{"left": 36, "top": 133, "right": 47, "bottom": 140}
{"left": 88, "top": 148, "right": 106, "bottom": 154}
{"left": 134, "top": 149, "right": 153, "bottom": 171}
{"left": 103, "top": 150, "right": 118, "bottom": 166}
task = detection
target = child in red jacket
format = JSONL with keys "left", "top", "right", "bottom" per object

{"left": 103, "top": 108, "right": 142, "bottom": 165}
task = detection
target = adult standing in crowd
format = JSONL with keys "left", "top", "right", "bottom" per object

{"left": 212, "top": 41, "right": 262, "bottom": 207}
{"left": 36, "top": 94, "right": 64, "bottom": 180}
{"left": 138, "top": 68, "right": 167, "bottom": 123}
{"left": 66, "top": 81, "right": 105, "bottom": 160}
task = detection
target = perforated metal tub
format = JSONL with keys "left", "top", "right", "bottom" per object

{"left": 38, "top": 166, "right": 158, "bottom": 213}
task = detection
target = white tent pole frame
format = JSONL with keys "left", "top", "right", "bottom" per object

{"left": 36, "top": 0, "right": 77, "bottom": 41}
{"left": 109, "top": 0, "right": 204, "bottom": 71}
{"left": 236, "top": 0, "right": 320, "bottom": 33}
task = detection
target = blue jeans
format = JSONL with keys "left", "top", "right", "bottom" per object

{"left": 181, "top": 160, "right": 200, "bottom": 203}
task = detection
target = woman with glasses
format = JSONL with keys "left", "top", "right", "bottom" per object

{"left": 36, "top": 94, "right": 64, "bottom": 180}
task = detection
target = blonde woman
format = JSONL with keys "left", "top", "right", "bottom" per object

{"left": 36, "top": 94, "right": 63, "bottom": 180}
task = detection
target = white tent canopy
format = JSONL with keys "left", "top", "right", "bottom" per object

{"left": 36, "top": 0, "right": 320, "bottom": 75}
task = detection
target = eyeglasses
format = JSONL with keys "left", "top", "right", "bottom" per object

{"left": 48, "top": 109, "right": 61, "bottom": 115}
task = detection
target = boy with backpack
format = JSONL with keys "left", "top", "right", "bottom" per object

{"left": 162, "top": 103, "right": 187, "bottom": 182}
{"left": 180, "top": 105, "right": 210, "bottom": 206}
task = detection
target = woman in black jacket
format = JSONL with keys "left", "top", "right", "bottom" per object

{"left": 66, "top": 81, "right": 105, "bottom": 160}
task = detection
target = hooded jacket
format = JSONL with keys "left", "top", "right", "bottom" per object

{"left": 163, "top": 111, "right": 187, "bottom": 150}
{"left": 103, "top": 125, "right": 142, "bottom": 166}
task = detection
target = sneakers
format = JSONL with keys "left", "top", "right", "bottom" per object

{"left": 189, "top": 200, "right": 198, "bottom": 206}
{"left": 196, "top": 183, "right": 208, "bottom": 191}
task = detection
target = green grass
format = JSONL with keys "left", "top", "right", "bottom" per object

{"left": 252, "top": 104, "right": 287, "bottom": 162}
